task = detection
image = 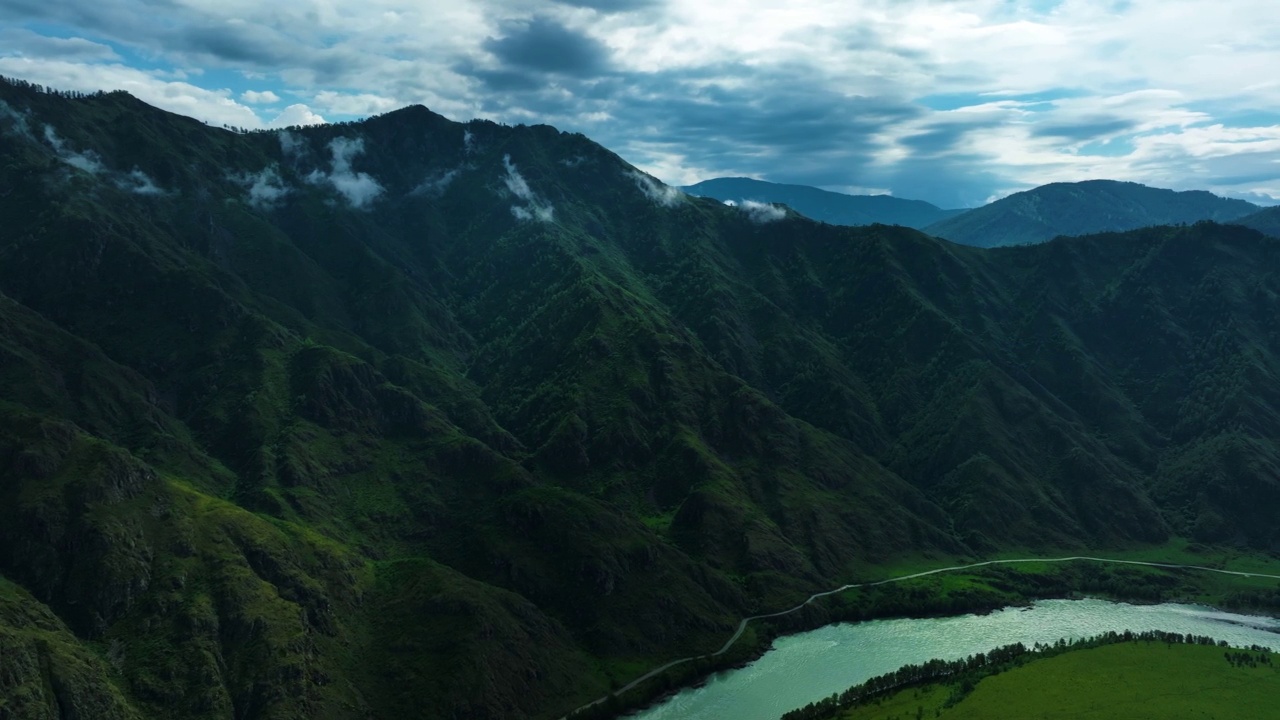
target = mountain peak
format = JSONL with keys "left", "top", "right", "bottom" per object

{"left": 927, "top": 180, "right": 1260, "bottom": 247}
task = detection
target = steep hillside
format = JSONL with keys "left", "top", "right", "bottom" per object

{"left": 682, "top": 177, "right": 962, "bottom": 228}
{"left": 1238, "top": 206, "right": 1280, "bottom": 238}
{"left": 4, "top": 77, "right": 1280, "bottom": 719}
{"left": 925, "top": 180, "right": 1258, "bottom": 247}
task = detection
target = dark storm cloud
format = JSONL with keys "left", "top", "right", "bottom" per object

{"left": 483, "top": 17, "right": 612, "bottom": 76}
{"left": 1031, "top": 117, "right": 1136, "bottom": 140}
{"left": 182, "top": 24, "right": 294, "bottom": 65}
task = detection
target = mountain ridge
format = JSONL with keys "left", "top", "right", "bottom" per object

{"left": 3, "top": 78, "right": 1280, "bottom": 719}
{"left": 924, "top": 179, "right": 1259, "bottom": 247}
{"left": 681, "top": 177, "right": 963, "bottom": 229}
{"left": 1237, "top": 205, "right": 1280, "bottom": 238}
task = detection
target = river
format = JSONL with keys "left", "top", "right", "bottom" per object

{"left": 625, "top": 598, "right": 1280, "bottom": 720}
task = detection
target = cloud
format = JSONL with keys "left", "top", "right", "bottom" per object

{"left": 553, "top": 0, "right": 660, "bottom": 12}
{"left": 268, "top": 103, "right": 325, "bottom": 128}
{"left": 232, "top": 165, "right": 291, "bottom": 208}
{"left": 738, "top": 199, "right": 786, "bottom": 223}
{"left": 306, "top": 136, "right": 384, "bottom": 209}
{"left": 1030, "top": 117, "right": 1138, "bottom": 141}
{"left": 278, "top": 130, "right": 306, "bottom": 158}
{"left": 502, "top": 154, "right": 535, "bottom": 202}
{"left": 0, "top": 28, "right": 119, "bottom": 62}
{"left": 411, "top": 168, "right": 460, "bottom": 197}
{"left": 4, "top": 1, "right": 1280, "bottom": 205}
{"left": 463, "top": 129, "right": 476, "bottom": 154}
{"left": 43, "top": 124, "right": 105, "bottom": 174}
{"left": 313, "top": 91, "right": 398, "bottom": 116}
{"left": 0, "top": 56, "right": 261, "bottom": 128}
{"left": 42, "top": 122, "right": 168, "bottom": 193}
{"left": 0, "top": 99, "right": 33, "bottom": 139}
{"left": 482, "top": 17, "right": 611, "bottom": 77}
{"left": 116, "top": 168, "right": 165, "bottom": 195}
{"left": 502, "top": 154, "right": 555, "bottom": 221}
{"left": 627, "top": 169, "right": 683, "bottom": 207}
{"left": 241, "top": 89, "right": 280, "bottom": 104}
{"left": 180, "top": 22, "right": 297, "bottom": 66}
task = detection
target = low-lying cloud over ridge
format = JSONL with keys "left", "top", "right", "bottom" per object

{"left": 306, "top": 136, "right": 384, "bottom": 209}
{"left": 115, "top": 168, "right": 165, "bottom": 195}
{"left": 232, "top": 165, "right": 291, "bottom": 208}
{"left": 502, "top": 154, "right": 555, "bottom": 221}
{"left": 412, "top": 168, "right": 461, "bottom": 197}
{"left": 43, "top": 124, "right": 104, "bottom": 174}
{"left": 4, "top": 1, "right": 1280, "bottom": 205}
{"left": 628, "top": 169, "right": 683, "bottom": 207}
{"left": 0, "top": 100, "right": 33, "bottom": 139}
{"left": 738, "top": 199, "right": 786, "bottom": 223}
{"left": 40, "top": 121, "right": 168, "bottom": 194}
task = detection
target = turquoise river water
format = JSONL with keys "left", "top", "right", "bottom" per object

{"left": 626, "top": 598, "right": 1280, "bottom": 720}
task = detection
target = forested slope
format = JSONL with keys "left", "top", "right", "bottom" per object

{"left": 2, "top": 78, "right": 1280, "bottom": 718}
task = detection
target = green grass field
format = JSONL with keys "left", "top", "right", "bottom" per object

{"left": 839, "top": 642, "right": 1280, "bottom": 720}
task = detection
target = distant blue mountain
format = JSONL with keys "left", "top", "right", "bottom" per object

{"left": 925, "top": 180, "right": 1260, "bottom": 248}
{"left": 681, "top": 177, "right": 963, "bottom": 229}
{"left": 1237, "top": 205, "right": 1280, "bottom": 238}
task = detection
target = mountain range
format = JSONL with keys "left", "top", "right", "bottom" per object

{"left": 3, "top": 77, "right": 1280, "bottom": 719}
{"left": 922, "top": 180, "right": 1263, "bottom": 247}
{"left": 1239, "top": 205, "right": 1280, "bottom": 238}
{"left": 681, "top": 177, "right": 963, "bottom": 229}
{"left": 685, "top": 176, "right": 1270, "bottom": 247}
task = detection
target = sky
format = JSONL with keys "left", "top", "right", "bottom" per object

{"left": 2, "top": 0, "right": 1280, "bottom": 208}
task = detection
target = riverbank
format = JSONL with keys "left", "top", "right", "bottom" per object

{"left": 631, "top": 600, "right": 1280, "bottom": 720}
{"left": 563, "top": 552, "right": 1280, "bottom": 720}
{"left": 826, "top": 637, "right": 1280, "bottom": 720}
{"left": 782, "top": 629, "right": 1272, "bottom": 720}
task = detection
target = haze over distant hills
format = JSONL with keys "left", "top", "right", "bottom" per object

{"left": 681, "top": 177, "right": 963, "bottom": 229}
{"left": 6, "top": 78, "right": 1280, "bottom": 720}
{"left": 1238, "top": 206, "right": 1280, "bottom": 238}
{"left": 924, "top": 180, "right": 1261, "bottom": 248}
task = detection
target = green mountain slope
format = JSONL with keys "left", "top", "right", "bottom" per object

{"left": 4, "top": 78, "right": 1280, "bottom": 718}
{"left": 1238, "top": 206, "right": 1280, "bottom": 238}
{"left": 925, "top": 180, "right": 1259, "bottom": 247}
{"left": 681, "top": 177, "right": 962, "bottom": 228}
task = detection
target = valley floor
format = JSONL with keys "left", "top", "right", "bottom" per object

{"left": 837, "top": 641, "right": 1279, "bottom": 720}
{"left": 571, "top": 546, "right": 1280, "bottom": 719}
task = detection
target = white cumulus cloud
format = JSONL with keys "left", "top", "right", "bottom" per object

{"left": 241, "top": 90, "right": 280, "bottom": 104}
{"left": 268, "top": 104, "right": 326, "bottom": 129}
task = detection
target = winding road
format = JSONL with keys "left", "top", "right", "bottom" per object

{"left": 562, "top": 555, "right": 1280, "bottom": 719}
